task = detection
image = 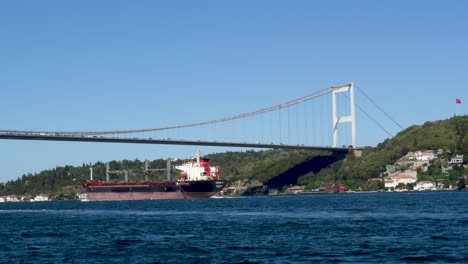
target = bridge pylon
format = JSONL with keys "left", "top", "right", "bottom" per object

{"left": 332, "top": 82, "right": 356, "bottom": 148}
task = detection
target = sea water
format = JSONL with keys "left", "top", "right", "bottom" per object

{"left": 0, "top": 191, "right": 467, "bottom": 263}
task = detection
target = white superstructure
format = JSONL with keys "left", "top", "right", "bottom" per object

{"left": 175, "top": 151, "right": 220, "bottom": 181}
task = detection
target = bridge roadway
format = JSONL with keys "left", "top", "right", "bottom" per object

{"left": 0, "top": 133, "right": 353, "bottom": 153}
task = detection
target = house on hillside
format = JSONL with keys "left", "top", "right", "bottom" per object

{"left": 396, "top": 150, "right": 438, "bottom": 168}
{"left": 414, "top": 150, "right": 437, "bottom": 162}
{"left": 449, "top": 154, "right": 464, "bottom": 164}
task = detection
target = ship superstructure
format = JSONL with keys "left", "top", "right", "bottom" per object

{"left": 175, "top": 150, "right": 220, "bottom": 181}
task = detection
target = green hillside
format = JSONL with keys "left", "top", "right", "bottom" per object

{"left": 0, "top": 149, "right": 335, "bottom": 198}
{"left": 299, "top": 115, "right": 467, "bottom": 190}
{"left": 206, "top": 149, "right": 334, "bottom": 183}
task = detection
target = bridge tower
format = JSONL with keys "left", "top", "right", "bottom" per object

{"left": 332, "top": 82, "right": 356, "bottom": 148}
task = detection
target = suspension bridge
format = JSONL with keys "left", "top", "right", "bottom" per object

{"left": 0, "top": 83, "right": 400, "bottom": 154}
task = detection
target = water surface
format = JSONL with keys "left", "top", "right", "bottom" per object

{"left": 1, "top": 191, "right": 467, "bottom": 263}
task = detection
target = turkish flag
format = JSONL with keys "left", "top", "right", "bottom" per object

{"left": 456, "top": 98, "right": 461, "bottom": 104}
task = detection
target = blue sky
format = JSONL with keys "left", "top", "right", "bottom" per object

{"left": 0, "top": 0, "right": 466, "bottom": 182}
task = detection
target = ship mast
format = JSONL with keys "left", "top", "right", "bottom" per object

{"left": 196, "top": 149, "right": 201, "bottom": 164}
{"left": 144, "top": 159, "right": 173, "bottom": 181}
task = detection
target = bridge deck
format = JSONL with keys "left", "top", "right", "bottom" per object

{"left": 0, "top": 134, "right": 352, "bottom": 153}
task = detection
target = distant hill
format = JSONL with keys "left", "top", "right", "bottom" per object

{"left": 1, "top": 115, "right": 466, "bottom": 197}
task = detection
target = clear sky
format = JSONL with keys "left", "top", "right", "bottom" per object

{"left": 0, "top": 0, "right": 466, "bottom": 183}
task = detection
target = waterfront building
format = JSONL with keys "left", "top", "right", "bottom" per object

{"left": 384, "top": 173, "right": 417, "bottom": 189}
{"left": 32, "top": 194, "right": 50, "bottom": 202}
{"left": 414, "top": 181, "right": 436, "bottom": 191}
{"left": 323, "top": 183, "right": 346, "bottom": 193}
{"left": 285, "top": 186, "right": 305, "bottom": 194}
{"left": 6, "top": 195, "right": 20, "bottom": 202}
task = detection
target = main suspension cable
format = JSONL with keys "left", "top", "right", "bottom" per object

{"left": 0, "top": 86, "right": 334, "bottom": 136}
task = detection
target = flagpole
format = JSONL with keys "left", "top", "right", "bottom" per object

{"left": 455, "top": 98, "right": 462, "bottom": 117}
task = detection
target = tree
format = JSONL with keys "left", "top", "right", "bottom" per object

{"left": 396, "top": 183, "right": 407, "bottom": 190}
{"left": 427, "top": 161, "right": 443, "bottom": 177}
{"left": 456, "top": 178, "right": 466, "bottom": 190}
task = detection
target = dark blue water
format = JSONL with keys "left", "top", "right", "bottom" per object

{"left": 0, "top": 192, "right": 467, "bottom": 263}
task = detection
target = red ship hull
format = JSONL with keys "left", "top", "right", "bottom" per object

{"left": 85, "top": 191, "right": 185, "bottom": 201}
{"left": 81, "top": 180, "right": 227, "bottom": 201}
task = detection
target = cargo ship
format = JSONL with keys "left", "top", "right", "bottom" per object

{"left": 80, "top": 151, "right": 226, "bottom": 201}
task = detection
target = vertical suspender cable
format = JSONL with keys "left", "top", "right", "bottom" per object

{"left": 288, "top": 106, "right": 291, "bottom": 145}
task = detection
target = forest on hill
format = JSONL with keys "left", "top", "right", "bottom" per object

{"left": 298, "top": 115, "right": 468, "bottom": 190}
{"left": 0, "top": 149, "right": 336, "bottom": 198}
{"left": 0, "top": 115, "right": 466, "bottom": 198}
